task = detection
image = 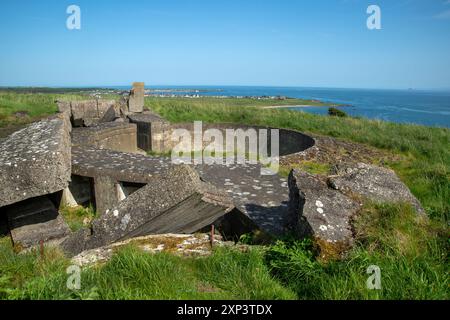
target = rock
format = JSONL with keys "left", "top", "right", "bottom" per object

{"left": 288, "top": 170, "right": 360, "bottom": 259}
{"left": 70, "top": 233, "right": 239, "bottom": 267}
{"left": 62, "top": 165, "right": 235, "bottom": 255}
{"left": 328, "top": 162, "right": 425, "bottom": 214}
{"left": 0, "top": 116, "right": 71, "bottom": 208}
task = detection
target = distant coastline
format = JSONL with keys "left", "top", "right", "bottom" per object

{"left": 262, "top": 104, "right": 345, "bottom": 109}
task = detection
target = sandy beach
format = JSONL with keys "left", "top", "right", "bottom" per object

{"left": 261, "top": 105, "right": 329, "bottom": 109}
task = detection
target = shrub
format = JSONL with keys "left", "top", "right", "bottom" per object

{"left": 328, "top": 107, "right": 348, "bottom": 117}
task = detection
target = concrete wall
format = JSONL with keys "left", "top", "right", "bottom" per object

{"left": 72, "top": 123, "right": 138, "bottom": 154}
{"left": 144, "top": 122, "right": 315, "bottom": 158}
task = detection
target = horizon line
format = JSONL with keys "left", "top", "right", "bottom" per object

{"left": 1, "top": 84, "right": 450, "bottom": 92}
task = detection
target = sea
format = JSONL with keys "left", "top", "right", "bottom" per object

{"left": 111, "top": 86, "right": 450, "bottom": 128}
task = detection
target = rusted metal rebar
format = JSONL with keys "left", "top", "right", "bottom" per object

{"left": 210, "top": 225, "right": 215, "bottom": 248}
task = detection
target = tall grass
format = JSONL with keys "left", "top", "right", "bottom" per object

{"left": 0, "top": 92, "right": 87, "bottom": 127}
{"left": 0, "top": 240, "right": 295, "bottom": 300}
{"left": 265, "top": 203, "right": 449, "bottom": 300}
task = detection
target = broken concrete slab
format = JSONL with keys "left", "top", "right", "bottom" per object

{"left": 288, "top": 170, "right": 360, "bottom": 259}
{"left": 71, "top": 233, "right": 240, "bottom": 267}
{"left": 0, "top": 116, "right": 71, "bottom": 208}
{"left": 61, "top": 165, "right": 235, "bottom": 255}
{"left": 4, "top": 195, "right": 71, "bottom": 249}
{"left": 328, "top": 162, "right": 425, "bottom": 214}
{"left": 72, "top": 147, "right": 170, "bottom": 184}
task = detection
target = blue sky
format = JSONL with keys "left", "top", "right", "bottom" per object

{"left": 0, "top": 0, "right": 449, "bottom": 89}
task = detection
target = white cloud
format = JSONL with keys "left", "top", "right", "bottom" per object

{"left": 434, "top": 9, "right": 450, "bottom": 19}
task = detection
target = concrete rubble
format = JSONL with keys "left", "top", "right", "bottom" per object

{"left": 71, "top": 233, "right": 243, "bottom": 267}
{"left": 328, "top": 162, "right": 425, "bottom": 214}
{"left": 0, "top": 116, "right": 71, "bottom": 208}
{"left": 288, "top": 170, "right": 360, "bottom": 258}
{"left": 0, "top": 115, "right": 72, "bottom": 248}
{"left": 61, "top": 165, "right": 235, "bottom": 256}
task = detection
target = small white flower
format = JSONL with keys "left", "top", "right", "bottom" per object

{"left": 317, "top": 208, "right": 324, "bottom": 214}
{"left": 319, "top": 225, "right": 328, "bottom": 231}
{"left": 316, "top": 200, "right": 324, "bottom": 208}
{"left": 113, "top": 210, "right": 119, "bottom": 217}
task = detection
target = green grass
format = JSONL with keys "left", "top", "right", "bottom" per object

{"left": 265, "top": 203, "right": 449, "bottom": 300}
{"left": 0, "top": 239, "right": 295, "bottom": 300}
{"left": 60, "top": 206, "right": 96, "bottom": 232}
{"left": 145, "top": 96, "right": 332, "bottom": 109}
{"left": 0, "top": 92, "right": 89, "bottom": 128}
{"left": 0, "top": 203, "right": 447, "bottom": 300}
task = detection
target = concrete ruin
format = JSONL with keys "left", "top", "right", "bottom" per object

{"left": 128, "top": 82, "right": 145, "bottom": 113}
{"left": 0, "top": 82, "right": 425, "bottom": 259}
{"left": 0, "top": 115, "right": 72, "bottom": 248}
{"left": 288, "top": 170, "right": 360, "bottom": 259}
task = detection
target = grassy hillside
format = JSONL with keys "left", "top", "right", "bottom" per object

{"left": 0, "top": 92, "right": 448, "bottom": 300}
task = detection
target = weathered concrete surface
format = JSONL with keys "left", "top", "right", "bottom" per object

{"left": 97, "top": 100, "right": 118, "bottom": 121}
{"left": 0, "top": 116, "right": 71, "bottom": 208}
{"left": 62, "top": 165, "right": 235, "bottom": 255}
{"left": 71, "top": 147, "right": 170, "bottom": 213}
{"left": 57, "top": 99, "right": 120, "bottom": 127}
{"left": 72, "top": 122, "right": 138, "bottom": 153}
{"left": 5, "top": 196, "right": 71, "bottom": 249}
{"left": 196, "top": 162, "right": 290, "bottom": 236}
{"left": 72, "top": 147, "right": 170, "bottom": 184}
{"left": 328, "top": 162, "right": 425, "bottom": 214}
{"left": 288, "top": 170, "right": 360, "bottom": 259}
{"left": 93, "top": 175, "right": 119, "bottom": 217}
{"left": 62, "top": 175, "right": 93, "bottom": 208}
{"left": 128, "top": 82, "right": 145, "bottom": 113}
{"left": 70, "top": 100, "right": 98, "bottom": 127}
{"left": 71, "top": 233, "right": 241, "bottom": 267}
{"left": 128, "top": 112, "right": 170, "bottom": 151}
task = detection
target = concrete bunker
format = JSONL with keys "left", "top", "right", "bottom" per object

{"left": 1, "top": 82, "right": 321, "bottom": 255}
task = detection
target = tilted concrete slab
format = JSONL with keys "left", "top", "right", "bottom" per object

{"left": 0, "top": 116, "right": 71, "bottom": 208}
{"left": 61, "top": 165, "right": 235, "bottom": 255}
{"left": 288, "top": 170, "right": 360, "bottom": 259}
